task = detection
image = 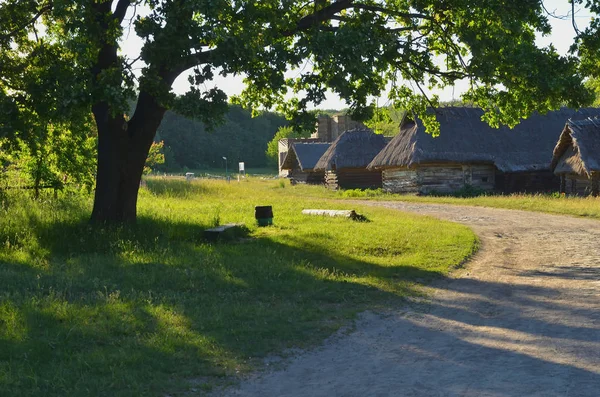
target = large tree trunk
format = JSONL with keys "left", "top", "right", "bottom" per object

{"left": 90, "top": 92, "right": 167, "bottom": 223}
{"left": 87, "top": 2, "right": 180, "bottom": 223}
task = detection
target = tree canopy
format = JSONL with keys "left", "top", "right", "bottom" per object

{"left": 1, "top": 0, "right": 598, "bottom": 221}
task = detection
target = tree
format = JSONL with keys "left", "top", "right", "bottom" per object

{"left": 144, "top": 141, "right": 165, "bottom": 174}
{"left": 364, "top": 106, "right": 406, "bottom": 136}
{"left": 584, "top": 78, "right": 600, "bottom": 106}
{"left": 0, "top": 0, "right": 596, "bottom": 222}
{"left": 266, "top": 125, "right": 312, "bottom": 166}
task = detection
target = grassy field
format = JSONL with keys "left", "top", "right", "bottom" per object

{"left": 321, "top": 188, "right": 600, "bottom": 220}
{"left": 160, "top": 167, "right": 278, "bottom": 178}
{"left": 0, "top": 178, "right": 476, "bottom": 396}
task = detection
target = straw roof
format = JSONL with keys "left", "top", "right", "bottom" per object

{"left": 551, "top": 118, "right": 600, "bottom": 176}
{"left": 314, "top": 128, "right": 388, "bottom": 171}
{"left": 281, "top": 143, "right": 331, "bottom": 171}
{"left": 368, "top": 107, "right": 600, "bottom": 172}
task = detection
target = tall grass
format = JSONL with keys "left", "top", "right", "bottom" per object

{"left": 0, "top": 178, "right": 476, "bottom": 396}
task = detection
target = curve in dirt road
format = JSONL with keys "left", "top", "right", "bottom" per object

{"left": 214, "top": 202, "right": 600, "bottom": 397}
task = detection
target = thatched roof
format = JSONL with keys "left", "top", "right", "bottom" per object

{"left": 281, "top": 143, "right": 331, "bottom": 171}
{"left": 551, "top": 118, "right": 600, "bottom": 176}
{"left": 368, "top": 107, "right": 600, "bottom": 172}
{"left": 314, "top": 128, "right": 388, "bottom": 171}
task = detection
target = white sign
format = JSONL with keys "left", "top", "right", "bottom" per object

{"left": 239, "top": 162, "right": 245, "bottom": 172}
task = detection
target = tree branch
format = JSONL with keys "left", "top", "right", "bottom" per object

{"left": 284, "top": 0, "right": 354, "bottom": 35}
{"left": 169, "top": 49, "right": 217, "bottom": 81}
{"left": 0, "top": 2, "right": 53, "bottom": 41}
{"left": 113, "top": 0, "right": 131, "bottom": 24}
{"left": 571, "top": 0, "right": 580, "bottom": 34}
{"left": 351, "top": 4, "right": 432, "bottom": 20}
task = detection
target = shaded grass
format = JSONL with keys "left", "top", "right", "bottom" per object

{"left": 0, "top": 178, "right": 476, "bottom": 396}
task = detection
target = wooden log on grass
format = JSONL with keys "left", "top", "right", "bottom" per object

{"left": 301, "top": 209, "right": 358, "bottom": 219}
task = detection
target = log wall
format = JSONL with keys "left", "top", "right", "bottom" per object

{"left": 382, "top": 168, "right": 419, "bottom": 193}
{"left": 382, "top": 163, "right": 495, "bottom": 194}
{"left": 495, "top": 171, "right": 560, "bottom": 194}
{"left": 558, "top": 172, "right": 599, "bottom": 196}
{"left": 325, "top": 168, "right": 382, "bottom": 190}
{"left": 289, "top": 169, "right": 325, "bottom": 185}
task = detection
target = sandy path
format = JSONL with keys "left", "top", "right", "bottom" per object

{"left": 215, "top": 203, "right": 600, "bottom": 397}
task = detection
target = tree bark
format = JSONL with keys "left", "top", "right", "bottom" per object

{"left": 90, "top": 92, "right": 167, "bottom": 223}
{"left": 87, "top": 2, "right": 180, "bottom": 223}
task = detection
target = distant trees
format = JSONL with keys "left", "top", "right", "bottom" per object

{"left": 157, "top": 105, "right": 286, "bottom": 171}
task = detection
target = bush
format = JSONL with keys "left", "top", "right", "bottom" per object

{"left": 339, "top": 188, "right": 386, "bottom": 198}
{"left": 426, "top": 184, "right": 489, "bottom": 198}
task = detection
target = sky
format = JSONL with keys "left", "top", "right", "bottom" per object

{"left": 121, "top": 0, "right": 593, "bottom": 110}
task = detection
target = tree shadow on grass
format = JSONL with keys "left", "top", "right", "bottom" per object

{"left": 0, "top": 215, "right": 443, "bottom": 396}
{"left": 2, "top": 212, "right": 599, "bottom": 396}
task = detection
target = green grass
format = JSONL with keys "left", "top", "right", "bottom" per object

{"left": 159, "top": 167, "right": 278, "bottom": 178}
{"left": 325, "top": 187, "right": 600, "bottom": 220}
{"left": 0, "top": 178, "right": 476, "bottom": 396}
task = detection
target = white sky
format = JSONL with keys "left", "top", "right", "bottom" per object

{"left": 121, "top": 0, "right": 593, "bottom": 110}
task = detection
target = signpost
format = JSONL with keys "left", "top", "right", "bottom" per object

{"left": 239, "top": 162, "right": 245, "bottom": 181}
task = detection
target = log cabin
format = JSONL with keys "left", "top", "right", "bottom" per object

{"left": 277, "top": 137, "right": 321, "bottom": 177}
{"left": 280, "top": 142, "right": 330, "bottom": 184}
{"left": 551, "top": 118, "right": 600, "bottom": 196}
{"left": 368, "top": 107, "right": 600, "bottom": 195}
{"left": 314, "top": 128, "right": 388, "bottom": 190}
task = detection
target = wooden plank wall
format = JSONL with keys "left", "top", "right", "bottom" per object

{"left": 325, "top": 169, "right": 382, "bottom": 190}
{"left": 495, "top": 171, "right": 560, "bottom": 194}
{"left": 382, "top": 164, "right": 495, "bottom": 194}
{"left": 290, "top": 170, "right": 325, "bottom": 185}
{"left": 558, "top": 172, "right": 597, "bottom": 196}
{"left": 325, "top": 170, "right": 338, "bottom": 189}
{"left": 463, "top": 165, "right": 496, "bottom": 190}
{"left": 382, "top": 168, "right": 419, "bottom": 193}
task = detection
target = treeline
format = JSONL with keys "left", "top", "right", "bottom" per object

{"left": 153, "top": 99, "right": 489, "bottom": 172}
{"left": 155, "top": 105, "right": 287, "bottom": 172}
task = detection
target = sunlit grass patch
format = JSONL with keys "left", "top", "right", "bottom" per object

{"left": 337, "top": 190, "right": 600, "bottom": 220}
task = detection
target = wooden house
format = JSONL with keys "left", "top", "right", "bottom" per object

{"left": 278, "top": 137, "right": 320, "bottom": 177}
{"left": 280, "top": 142, "right": 330, "bottom": 184}
{"left": 368, "top": 107, "right": 600, "bottom": 195}
{"left": 551, "top": 118, "right": 600, "bottom": 196}
{"left": 314, "top": 128, "right": 388, "bottom": 190}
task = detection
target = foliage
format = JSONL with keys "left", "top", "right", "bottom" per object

{"left": 157, "top": 105, "right": 286, "bottom": 171}
{"left": 265, "top": 125, "right": 312, "bottom": 166}
{"left": 575, "top": 1, "right": 600, "bottom": 106}
{"left": 144, "top": 141, "right": 165, "bottom": 174}
{"left": 0, "top": 177, "right": 476, "bottom": 396}
{"left": 419, "top": 184, "right": 490, "bottom": 198}
{"left": 0, "top": 120, "right": 97, "bottom": 196}
{"left": 338, "top": 188, "right": 388, "bottom": 198}
{"left": 363, "top": 107, "right": 407, "bottom": 136}
{"left": 584, "top": 77, "right": 600, "bottom": 106}
{"left": 1, "top": 0, "right": 599, "bottom": 221}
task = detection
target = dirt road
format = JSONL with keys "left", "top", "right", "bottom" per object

{"left": 216, "top": 203, "right": 600, "bottom": 397}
